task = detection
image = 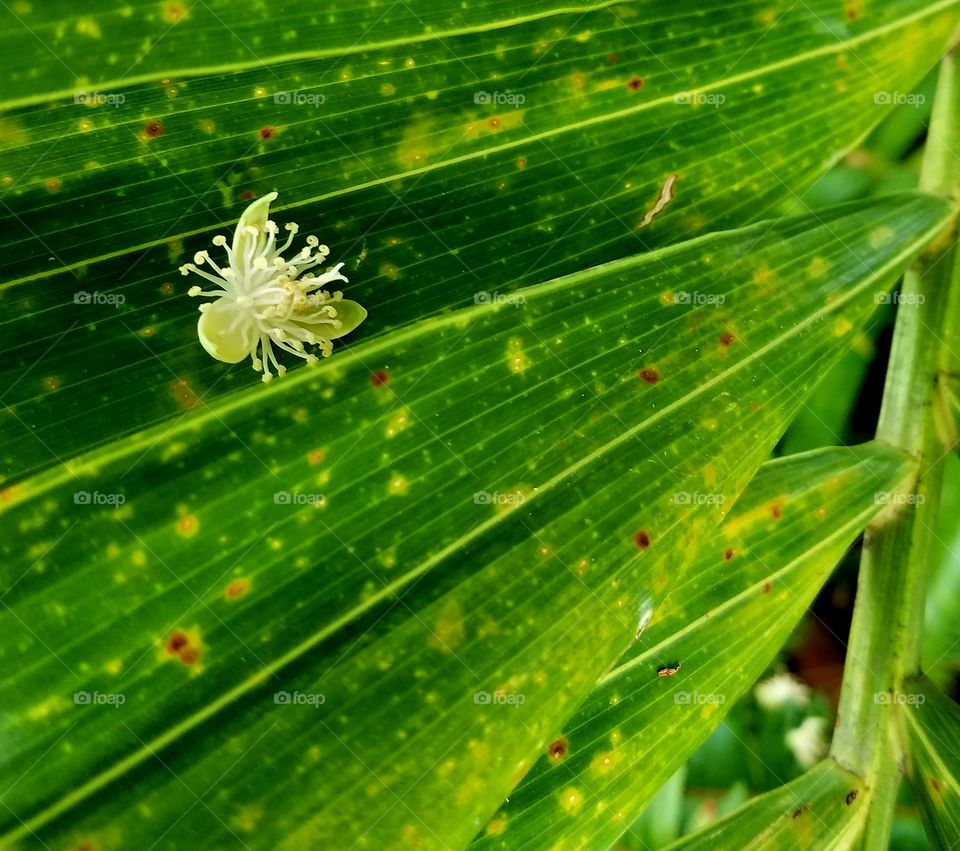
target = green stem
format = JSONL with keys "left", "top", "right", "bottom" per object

{"left": 830, "top": 49, "right": 960, "bottom": 847}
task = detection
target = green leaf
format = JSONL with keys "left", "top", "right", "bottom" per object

{"left": 471, "top": 441, "right": 912, "bottom": 849}
{"left": 904, "top": 676, "right": 960, "bottom": 848}
{"left": 663, "top": 760, "right": 868, "bottom": 850}
{"left": 0, "top": 194, "right": 947, "bottom": 849}
{"left": 2, "top": 0, "right": 957, "bottom": 477}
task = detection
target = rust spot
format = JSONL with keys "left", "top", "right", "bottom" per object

{"left": 176, "top": 514, "right": 199, "bottom": 537}
{"left": 548, "top": 737, "right": 568, "bottom": 760}
{"left": 308, "top": 448, "right": 326, "bottom": 465}
{"left": 932, "top": 777, "right": 942, "bottom": 793}
{"left": 45, "top": 178, "right": 62, "bottom": 193}
{"left": 517, "top": 157, "right": 527, "bottom": 169}
{"left": 771, "top": 502, "right": 783, "bottom": 520}
{"left": 371, "top": 369, "right": 391, "bottom": 387}
{"left": 845, "top": 790, "right": 858, "bottom": 805}
{"left": 225, "top": 578, "right": 251, "bottom": 600}
{"left": 259, "top": 126, "right": 276, "bottom": 141}
{"left": 239, "top": 189, "right": 256, "bottom": 201}
{"left": 170, "top": 377, "right": 201, "bottom": 409}
{"left": 607, "top": 53, "right": 618, "bottom": 64}
{"left": 762, "top": 581, "right": 772, "bottom": 594}
{"left": 164, "top": 627, "right": 203, "bottom": 668}
{"left": 627, "top": 76, "right": 644, "bottom": 92}
{"left": 144, "top": 121, "right": 165, "bottom": 139}
{"left": 487, "top": 117, "right": 501, "bottom": 131}
{"left": 161, "top": 282, "right": 174, "bottom": 295}
{"left": 750, "top": 402, "right": 761, "bottom": 412}
{"left": 167, "top": 631, "right": 189, "bottom": 653}
{"left": 638, "top": 367, "right": 660, "bottom": 385}
{"left": 724, "top": 548, "right": 735, "bottom": 561}
{"left": 719, "top": 331, "right": 735, "bottom": 348}
{"left": 633, "top": 530, "right": 651, "bottom": 550}
{"left": 163, "top": 1, "right": 187, "bottom": 22}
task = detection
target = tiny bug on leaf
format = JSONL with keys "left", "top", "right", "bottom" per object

{"left": 657, "top": 662, "right": 681, "bottom": 677}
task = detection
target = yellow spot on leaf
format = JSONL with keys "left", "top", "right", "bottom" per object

{"left": 429, "top": 599, "right": 465, "bottom": 651}
{"left": 175, "top": 513, "right": 199, "bottom": 538}
{"left": 559, "top": 787, "right": 584, "bottom": 815}
{"left": 507, "top": 337, "right": 531, "bottom": 374}
{"left": 834, "top": 317, "right": 853, "bottom": 337}
{"left": 870, "top": 226, "right": 895, "bottom": 249}
{"left": 808, "top": 256, "right": 829, "bottom": 279}
{"left": 386, "top": 408, "right": 411, "bottom": 438}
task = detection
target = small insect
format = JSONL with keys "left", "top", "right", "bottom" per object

{"left": 180, "top": 192, "right": 367, "bottom": 381}
{"left": 657, "top": 662, "right": 681, "bottom": 677}
{"left": 638, "top": 174, "right": 678, "bottom": 229}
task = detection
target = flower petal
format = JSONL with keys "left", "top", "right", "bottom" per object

{"left": 197, "top": 300, "right": 252, "bottom": 363}
{"left": 325, "top": 300, "right": 368, "bottom": 340}
{"left": 231, "top": 191, "right": 279, "bottom": 258}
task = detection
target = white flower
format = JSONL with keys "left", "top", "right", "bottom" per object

{"left": 786, "top": 716, "right": 829, "bottom": 768}
{"left": 180, "top": 192, "right": 367, "bottom": 381}
{"left": 755, "top": 673, "right": 811, "bottom": 710}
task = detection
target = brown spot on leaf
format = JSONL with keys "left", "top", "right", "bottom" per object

{"left": 762, "top": 581, "right": 772, "bottom": 594}
{"left": 144, "top": 121, "right": 165, "bottom": 139}
{"left": 259, "top": 126, "right": 276, "bottom": 141}
{"left": 932, "top": 777, "right": 941, "bottom": 793}
{"left": 163, "top": 628, "right": 204, "bottom": 669}
{"left": 724, "top": 548, "right": 735, "bottom": 561}
{"left": 638, "top": 367, "right": 660, "bottom": 385}
{"left": 633, "top": 530, "right": 651, "bottom": 550}
{"left": 627, "top": 76, "right": 644, "bottom": 91}
{"left": 771, "top": 502, "right": 783, "bottom": 520}
{"left": 308, "top": 448, "right": 326, "bottom": 465}
{"left": 548, "top": 737, "right": 568, "bottom": 760}
{"left": 371, "top": 369, "right": 391, "bottom": 387}
{"left": 225, "top": 578, "right": 251, "bottom": 600}
{"left": 720, "top": 331, "right": 735, "bottom": 348}
{"left": 845, "top": 790, "right": 858, "bottom": 805}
